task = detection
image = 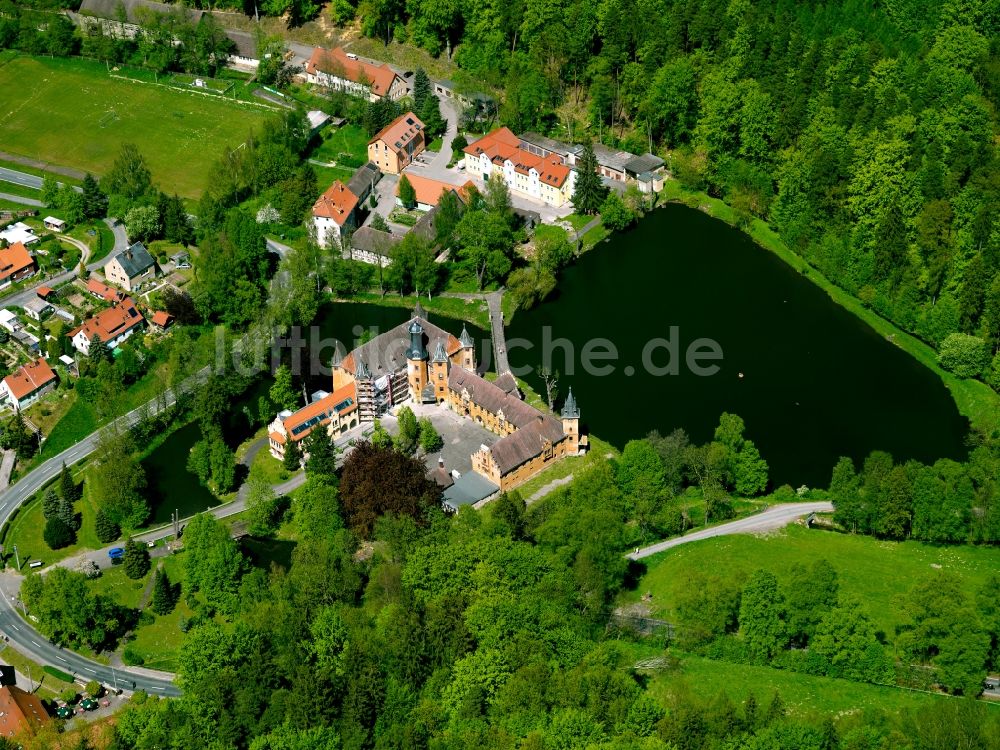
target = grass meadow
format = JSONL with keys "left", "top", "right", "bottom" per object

{"left": 0, "top": 56, "right": 271, "bottom": 198}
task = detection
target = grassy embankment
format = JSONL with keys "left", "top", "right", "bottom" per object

{"left": 654, "top": 180, "right": 1000, "bottom": 433}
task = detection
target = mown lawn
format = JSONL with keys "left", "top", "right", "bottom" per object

{"left": 125, "top": 555, "right": 191, "bottom": 672}
{"left": 88, "top": 563, "right": 149, "bottom": 610}
{"left": 647, "top": 654, "right": 973, "bottom": 718}
{"left": 0, "top": 56, "right": 270, "bottom": 198}
{"left": 6, "top": 464, "right": 103, "bottom": 569}
{"left": 626, "top": 524, "right": 1000, "bottom": 637}
{"left": 311, "top": 124, "right": 369, "bottom": 165}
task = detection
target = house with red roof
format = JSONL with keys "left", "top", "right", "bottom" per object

{"left": 267, "top": 382, "right": 359, "bottom": 460}
{"left": 462, "top": 127, "right": 575, "bottom": 207}
{"left": 0, "top": 242, "right": 36, "bottom": 289}
{"left": 150, "top": 310, "right": 173, "bottom": 330}
{"left": 367, "top": 112, "right": 425, "bottom": 175}
{"left": 396, "top": 174, "right": 476, "bottom": 212}
{"left": 85, "top": 277, "right": 122, "bottom": 303}
{"left": 304, "top": 47, "right": 407, "bottom": 102}
{"left": 68, "top": 297, "right": 145, "bottom": 355}
{"left": 312, "top": 181, "right": 360, "bottom": 248}
{"left": 0, "top": 357, "right": 57, "bottom": 411}
{"left": 0, "top": 685, "right": 50, "bottom": 738}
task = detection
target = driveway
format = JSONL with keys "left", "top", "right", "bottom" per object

{"left": 429, "top": 97, "right": 461, "bottom": 173}
{"left": 361, "top": 173, "right": 401, "bottom": 231}
{"left": 627, "top": 502, "right": 834, "bottom": 560}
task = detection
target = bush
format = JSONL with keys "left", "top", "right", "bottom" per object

{"left": 94, "top": 508, "right": 120, "bottom": 544}
{"left": 44, "top": 665, "right": 75, "bottom": 683}
{"left": 85, "top": 680, "right": 102, "bottom": 697}
{"left": 937, "top": 333, "right": 990, "bottom": 378}
{"left": 122, "top": 538, "right": 150, "bottom": 580}
{"left": 43, "top": 516, "right": 75, "bottom": 550}
{"left": 60, "top": 687, "right": 78, "bottom": 704}
{"left": 121, "top": 645, "right": 145, "bottom": 666}
{"left": 136, "top": 610, "right": 154, "bottom": 627}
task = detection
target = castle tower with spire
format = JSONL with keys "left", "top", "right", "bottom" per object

{"left": 406, "top": 319, "right": 429, "bottom": 401}
{"left": 458, "top": 324, "right": 475, "bottom": 371}
{"left": 430, "top": 338, "right": 449, "bottom": 402}
{"left": 561, "top": 387, "right": 582, "bottom": 454}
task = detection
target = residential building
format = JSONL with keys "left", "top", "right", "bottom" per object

{"left": 104, "top": 241, "right": 157, "bottom": 292}
{"left": 0, "top": 223, "right": 38, "bottom": 247}
{"left": 349, "top": 226, "right": 399, "bottom": 267}
{"left": 150, "top": 310, "right": 173, "bottom": 330}
{"left": 69, "top": 297, "right": 145, "bottom": 355}
{"left": 312, "top": 181, "right": 359, "bottom": 248}
{"left": 346, "top": 162, "right": 382, "bottom": 207}
{"left": 0, "top": 685, "right": 50, "bottom": 738}
{"left": 367, "top": 112, "right": 425, "bottom": 175}
{"left": 304, "top": 47, "right": 407, "bottom": 102}
{"left": 397, "top": 174, "right": 475, "bottom": 211}
{"left": 0, "top": 242, "right": 36, "bottom": 288}
{"left": 23, "top": 297, "right": 52, "bottom": 321}
{"left": 462, "top": 127, "right": 575, "bottom": 208}
{"left": 268, "top": 383, "right": 359, "bottom": 460}
{"left": 0, "top": 357, "right": 57, "bottom": 412}
{"left": 518, "top": 131, "right": 666, "bottom": 190}
{"left": 85, "top": 277, "right": 121, "bottom": 303}
{"left": 0, "top": 310, "right": 20, "bottom": 333}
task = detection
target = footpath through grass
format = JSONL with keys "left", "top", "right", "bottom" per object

{"left": 0, "top": 56, "right": 270, "bottom": 198}
{"left": 658, "top": 180, "right": 1000, "bottom": 433}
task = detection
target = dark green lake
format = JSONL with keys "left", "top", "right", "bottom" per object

{"left": 505, "top": 204, "right": 968, "bottom": 487}
{"left": 141, "top": 380, "right": 269, "bottom": 524}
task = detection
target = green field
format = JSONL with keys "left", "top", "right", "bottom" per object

{"left": 0, "top": 56, "right": 271, "bottom": 198}
{"left": 648, "top": 654, "right": 973, "bottom": 718}
{"left": 123, "top": 555, "right": 193, "bottom": 672}
{"left": 627, "top": 525, "right": 1000, "bottom": 636}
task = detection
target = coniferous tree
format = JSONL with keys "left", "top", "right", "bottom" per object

{"left": 43, "top": 516, "right": 74, "bottom": 550}
{"left": 572, "top": 144, "right": 608, "bottom": 215}
{"left": 151, "top": 567, "right": 175, "bottom": 615}
{"left": 283, "top": 439, "right": 302, "bottom": 471}
{"left": 81, "top": 173, "right": 108, "bottom": 219}
{"left": 57, "top": 493, "right": 77, "bottom": 531}
{"left": 122, "top": 538, "right": 150, "bottom": 580}
{"left": 305, "top": 429, "right": 336, "bottom": 479}
{"left": 59, "top": 462, "right": 79, "bottom": 503}
{"left": 412, "top": 68, "right": 431, "bottom": 112}
{"left": 94, "top": 507, "right": 120, "bottom": 544}
{"left": 43, "top": 488, "right": 61, "bottom": 520}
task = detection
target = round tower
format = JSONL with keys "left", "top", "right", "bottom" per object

{"left": 406, "top": 320, "right": 429, "bottom": 401}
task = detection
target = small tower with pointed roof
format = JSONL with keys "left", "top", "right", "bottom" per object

{"left": 430, "top": 338, "right": 449, "bottom": 402}
{"left": 406, "top": 319, "right": 429, "bottom": 401}
{"left": 560, "top": 387, "right": 582, "bottom": 454}
{"left": 414, "top": 300, "right": 427, "bottom": 320}
{"left": 457, "top": 324, "right": 475, "bottom": 371}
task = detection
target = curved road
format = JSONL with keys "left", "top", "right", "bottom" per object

{"left": 0, "top": 372, "right": 212, "bottom": 698}
{"left": 627, "top": 502, "right": 833, "bottom": 560}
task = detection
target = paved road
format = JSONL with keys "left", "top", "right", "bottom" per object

{"left": 429, "top": 97, "right": 461, "bottom": 172}
{"left": 627, "top": 502, "right": 834, "bottom": 560}
{"left": 0, "top": 167, "right": 82, "bottom": 193}
{"left": 0, "top": 371, "right": 211, "bottom": 697}
{"left": 0, "top": 192, "right": 42, "bottom": 207}
{"left": 265, "top": 237, "right": 293, "bottom": 258}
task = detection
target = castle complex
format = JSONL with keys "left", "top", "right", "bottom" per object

{"left": 269, "top": 311, "right": 585, "bottom": 503}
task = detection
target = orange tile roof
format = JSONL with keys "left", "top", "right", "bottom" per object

{"left": 70, "top": 297, "right": 144, "bottom": 344}
{"left": 269, "top": 431, "right": 286, "bottom": 445}
{"left": 0, "top": 685, "right": 49, "bottom": 737}
{"left": 398, "top": 174, "right": 460, "bottom": 207}
{"left": 86, "top": 277, "right": 120, "bottom": 302}
{"left": 2, "top": 357, "right": 56, "bottom": 401}
{"left": 0, "top": 242, "right": 35, "bottom": 283}
{"left": 464, "top": 128, "right": 571, "bottom": 187}
{"left": 151, "top": 310, "right": 173, "bottom": 328}
{"left": 369, "top": 112, "right": 424, "bottom": 152}
{"left": 306, "top": 47, "right": 400, "bottom": 98}
{"left": 36, "top": 286, "right": 54, "bottom": 298}
{"left": 282, "top": 382, "right": 358, "bottom": 442}
{"left": 312, "top": 181, "right": 359, "bottom": 226}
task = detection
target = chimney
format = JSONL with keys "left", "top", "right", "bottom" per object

{"left": 438, "top": 456, "right": 445, "bottom": 468}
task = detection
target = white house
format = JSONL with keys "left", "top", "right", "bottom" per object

{"left": 68, "top": 297, "right": 145, "bottom": 355}
{"left": 312, "top": 181, "right": 359, "bottom": 248}
{"left": 0, "top": 358, "right": 57, "bottom": 412}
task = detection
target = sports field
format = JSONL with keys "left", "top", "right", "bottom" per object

{"left": 0, "top": 56, "right": 271, "bottom": 198}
